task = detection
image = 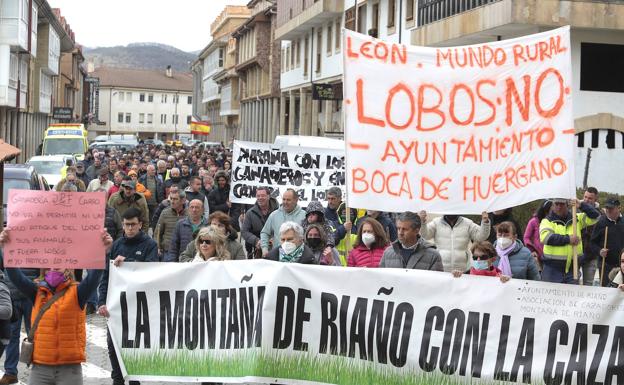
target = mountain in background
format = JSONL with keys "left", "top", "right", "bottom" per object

{"left": 84, "top": 43, "right": 197, "bottom": 72}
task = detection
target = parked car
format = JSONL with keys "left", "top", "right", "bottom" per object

{"left": 89, "top": 141, "right": 137, "bottom": 152}
{"left": 92, "top": 134, "right": 139, "bottom": 146}
{"left": 141, "top": 138, "right": 164, "bottom": 146}
{"left": 27, "top": 154, "right": 76, "bottom": 188}
{"left": 198, "top": 142, "right": 222, "bottom": 152}
{"left": 3, "top": 164, "right": 50, "bottom": 225}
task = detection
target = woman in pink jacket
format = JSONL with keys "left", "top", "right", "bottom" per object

{"left": 523, "top": 200, "right": 552, "bottom": 269}
{"left": 347, "top": 218, "right": 389, "bottom": 267}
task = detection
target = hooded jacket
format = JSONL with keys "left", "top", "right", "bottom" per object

{"left": 379, "top": 237, "right": 443, "bottom": 271}
{"left": 241, "top": 197, "right": 279, "bottom": 251}
{"left": 302, "top": 201, "right": 336, "bottom": 247}
{"left": 260, "top": 204, "right": 307, "bottom": 252}
{"left": 493, "top": 239, "right": 541, "bottom": 280}
{"left": 108, "top": 191, "right": 150, "bottom": 232}
{"left": 420, "top": 216, "right": 490, "bottom": 272}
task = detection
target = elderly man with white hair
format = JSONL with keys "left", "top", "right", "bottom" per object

{"left": 265, "top": 221, "right": 316, "bottom": 264}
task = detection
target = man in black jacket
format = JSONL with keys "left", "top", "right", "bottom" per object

{"left": 590, "top": 197, "right": 624, "bottom": 286}
{"left": 241, "top": 187, "right": 278, "bottom": 256}
{"left": 97, "top": 207, "right": 158, "bottom": 385}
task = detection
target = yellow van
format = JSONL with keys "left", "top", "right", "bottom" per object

{"left": 42, "top": 124, "right": 88, "bottom": 160}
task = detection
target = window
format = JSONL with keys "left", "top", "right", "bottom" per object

{"left": 172, "top": 115, "right": 179, "bottom": 124}
{"left": 126, "top": 92, "right": 132, "bottom": 100}
{"left": 295, "top": 40, "right": 300, "bottom": 67}
{"left": 187, "top": 95, "right": 192, "bottom": 104}
{"left": 304, "top": 36, "right": 309, "bottom": 77}
{"left": 406, "top": 0, "right": 414, "bottom": 21}
{"left": 139, "top": 113, "right": 145, "bottom": 124}
{"left": 118, "top": 112, "right": 124, "bottom": 123}
{"left": 161, "top": 94, "right": 168, "bottom": 103}
{"left": 580, "top": 43, "right": 624, "bottom": 93}
{"left": 139, "top": 93, "right": 145, "bottom": 102}
{"left": 372, "top": 3, "right": 379, "bottom": 31}
{"left": 147, "top": 114, "right": 153, "bottom": 124}
{"left": 316, "top": 30, "right": 322, "bottom": 73}
{"left": 125, "top": 113, "right": 131, "bottom": 123}
{"left": 287, "top": 46, "right": 291, "bottom": 71}
{"left": 335, "top": 20, "right": 341, "bottom": 51}
{"left": 173, "top": 94, "right": 179, "bottom": 104}
{"left": 148, "top": 93, "right": 153, "bottom": 102}
{"left": 577, "top": 132, "right": 584, "bottom": 148}
{"left": 218, "top": 47, "right": 224, "bottom": 67}
{"left": 388, "top": 0, "right": 396, "bottom": 27}
{"left": 160, "top": 114, "right": 167, "bottom": 124}
{"left": 591, "top": 129, "right": 599, "bottom": 148}
{"left": 186, "top": 115, "right": 192, "bottom": 124}
{"left": 118, "top": 92, "right": 124, "bottom": 102}
{"left": 327, "top": 24, "right": 333, "bottom": 55}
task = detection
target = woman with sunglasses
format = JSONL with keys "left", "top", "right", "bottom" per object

{"left": 452, "top": 241, "right": 511, "bottom": 283}
{"left": 191, "top": 226, "right": 231, "bottom": 262}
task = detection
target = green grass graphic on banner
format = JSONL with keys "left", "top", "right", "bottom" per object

{"left": 121, "top": 349, "right": 544, "bottom": 385}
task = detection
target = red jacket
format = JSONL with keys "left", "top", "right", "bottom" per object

{"left": 347, "top": 244, "right": 386, "bottom": 267}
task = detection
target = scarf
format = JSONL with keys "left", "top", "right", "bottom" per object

{"left": 495, "top": 241, "right": 515, "bottom": 277}
{"left": 279, "top": 244, "right": 304, "bottom": 263}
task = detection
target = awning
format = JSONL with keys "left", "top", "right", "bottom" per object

{"left": 0, "top": 140, "right": 21, "bottom": 162}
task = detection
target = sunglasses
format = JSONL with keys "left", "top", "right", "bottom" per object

{"left": 472, "top": 253, "right": 489, "bottom": 261}
{"left": 200, "top": 239, "right": 212, "bottom": 245}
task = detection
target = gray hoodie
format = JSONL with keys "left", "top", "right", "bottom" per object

{"left": 260, "top": 204, "right": 306, "bottom": 252}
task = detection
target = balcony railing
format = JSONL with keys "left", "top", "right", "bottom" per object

{"left": 418, "top": 0, "right": 502, "bottom": 26}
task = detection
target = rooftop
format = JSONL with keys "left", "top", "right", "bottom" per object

{"left": 89, "top": 67, "right": 193, "bottom": 92}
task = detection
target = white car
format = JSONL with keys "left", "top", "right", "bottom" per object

{"left": 27, "top": 155, "right": 76, "bottom": 188}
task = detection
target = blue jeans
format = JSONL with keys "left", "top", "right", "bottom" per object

{"left": 5, "top": 298, "right": 32, "bottom": 376}
{"left": 541, "top": 264, "right": 578, "bottom": 284}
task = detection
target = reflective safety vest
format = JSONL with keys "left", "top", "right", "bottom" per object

{"left": 334, "top": 203, "right": 361, "bottom": 266}
{"left": 539, "top": 212, "right": 597, "bottom": 272}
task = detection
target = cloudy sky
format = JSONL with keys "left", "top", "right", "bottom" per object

{"left": 47, "top": 0, "right": 248, "bottom": 52}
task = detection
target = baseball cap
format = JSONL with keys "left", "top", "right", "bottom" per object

{"left": 121, "top": 180, "right": 136, "bottom": 189}
{"left": 605, "top": 197, "right": 621, "bottom": 208}
{"left": 551, "top": 198, "right": 568, "bottom": 204}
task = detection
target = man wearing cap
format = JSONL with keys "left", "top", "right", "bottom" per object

{"left": 75, "top": 162, "right": 90, "bottom": 187}
{"left": 108, "top": 179, "right": 150, "bottom": 232}
{"left": 590, "top": 197, "right": 624, "bottom": 286}
{"left": 86, "top": 167, "right": 114, "bottom": 193}
{"left": 539, "top": 198, "right": 601, "bottom": 284}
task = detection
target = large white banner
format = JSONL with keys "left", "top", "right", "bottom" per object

{"left": 343, "top": 27, "right": 575, "bottom": 214}
{"left": 229, "top": 140, "right": 345, "bottom": 206}
{"left": 107, "top": 260, "right": 624, "bottom": 384}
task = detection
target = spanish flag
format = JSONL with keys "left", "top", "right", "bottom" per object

{"left": 190, "top": 121, "right": 211, "bottom": 135}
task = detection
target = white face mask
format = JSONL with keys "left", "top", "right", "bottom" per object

{"left": 362, "top": 233, "right": 376, "bottom": 247}
{"left": 497, "top": 237, "right": 514, "bottom": 249}
{"left": 281, "top": 241, "right": 297, "bottom": 255}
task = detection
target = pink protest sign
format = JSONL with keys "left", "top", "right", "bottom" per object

{"left": 3, "top": 190, "right": 107, "bottom": 269}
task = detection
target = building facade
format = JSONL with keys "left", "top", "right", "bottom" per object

{"left": 409, "top": 0, "right": 624, "bottom": 193}
{"left": 234, "top": 0, "right": 281, "bottom": 143}
{"left": 192, "top": 6, "right": 250, "bottom": 144}
{"left": 90, "top": 66, "right": 193, "bottom": 141}
{"left": 0, "top": 0, "right": 78, "bottom": 161}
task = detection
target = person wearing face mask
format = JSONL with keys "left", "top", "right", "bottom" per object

{"left": 419, "top": 211, "right": 491, "bottom": 272}
{"left": 452, "top": 241, "right": 511, "bottom": 283}
{"left": 54, "top": 170, "right": 86, "bottom": 192}
{"left": 302, "top": 201, "right": 336, "bottom": 247}
{"left": 0, "top": 229, "right": 112, "bottom": 385}
{"left": 348, "top": 218, "right": 389, "bottom": 268}
{"left": 493, "top": 222, "right": 540, "bottom": 280}
{"left": 266, "top": 222, "right": 315, "bottom": 264}
{"left": 305, "top": 224, "right": 341, "bottom": 265}
{"left": 356, "top": 210, "right": 397, "bottom": 243}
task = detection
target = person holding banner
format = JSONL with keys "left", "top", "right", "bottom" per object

{"left": 419, "top": 211, "right": 490, "bottom": 273}
{"left": 302, "top": 201, "right": 336, "bottom": 247}
{"left": 265, "top": 222, "right": 316, "bottom": 264}
{"left": 379, "top": 212, "right": 443, "bottom": 271}
{"left": 190, "top": 226, "right": 231, "bottom": 262}
{"left": 305, "top": 224, "right": 341, "bottom": 266}
{"left": 452, "top": 241, "right": 511, "bottom": 283}
{"left": 493, "top": 222, "right": 540, "bottom": 280}
{"left": 347, "top": 217, "right": 389, "bottom": 268}
{"left": 590, "top": 197, "right": 624, "bottom": 286}
{"left": 241, "top": 187, "right": 278, "bottom": 258}
{"left": 261, "top": 189, "right": 306, "bottom": 257}
{"left": 0, "top": 229, "right": 112, "bottom": 385}
{"left": 98, "top": 207, "right": 158, "bottom": 385}
{"left": 608, "top": 250, "right": 624, "bottom": 290}
{"left": 540, "top": 198, "right": 600, "bottom": 284}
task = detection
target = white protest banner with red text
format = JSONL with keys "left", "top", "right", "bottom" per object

{"left": 229, "top": 140, "right": 345, "bottom": 206}
{"left": 3, "top": 190, "right": 107, "bottom": 269}
{"left": 343, "top": 27, "right": 575, "bottom": 214}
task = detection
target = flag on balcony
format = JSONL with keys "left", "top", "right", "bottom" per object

{"left": 190, "top": 121, "right": 211, "bottom": 135}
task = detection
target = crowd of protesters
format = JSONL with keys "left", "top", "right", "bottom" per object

{"left": 0, "top": 140, "right": 622, "bottom": 385}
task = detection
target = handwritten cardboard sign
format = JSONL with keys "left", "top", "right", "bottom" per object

{"left": 343, "top": 27, "right": 575, "bottom": 214}
{"left": 229, "top": 140, "right": 345, "bottom": 206}
{"left": 3, "top": 190, "right": 107, "bottom": 269}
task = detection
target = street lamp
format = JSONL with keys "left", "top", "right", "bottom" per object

{"left": 108, "top": 89, "right": 117, "bottom": 138}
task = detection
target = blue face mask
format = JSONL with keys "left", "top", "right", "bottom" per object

{"left": 472, "top": 260, "right": 490, "bottom": 270}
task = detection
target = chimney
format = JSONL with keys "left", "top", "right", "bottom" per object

{"left": 165, "top": 65, "right": 173, "bottom": 78}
